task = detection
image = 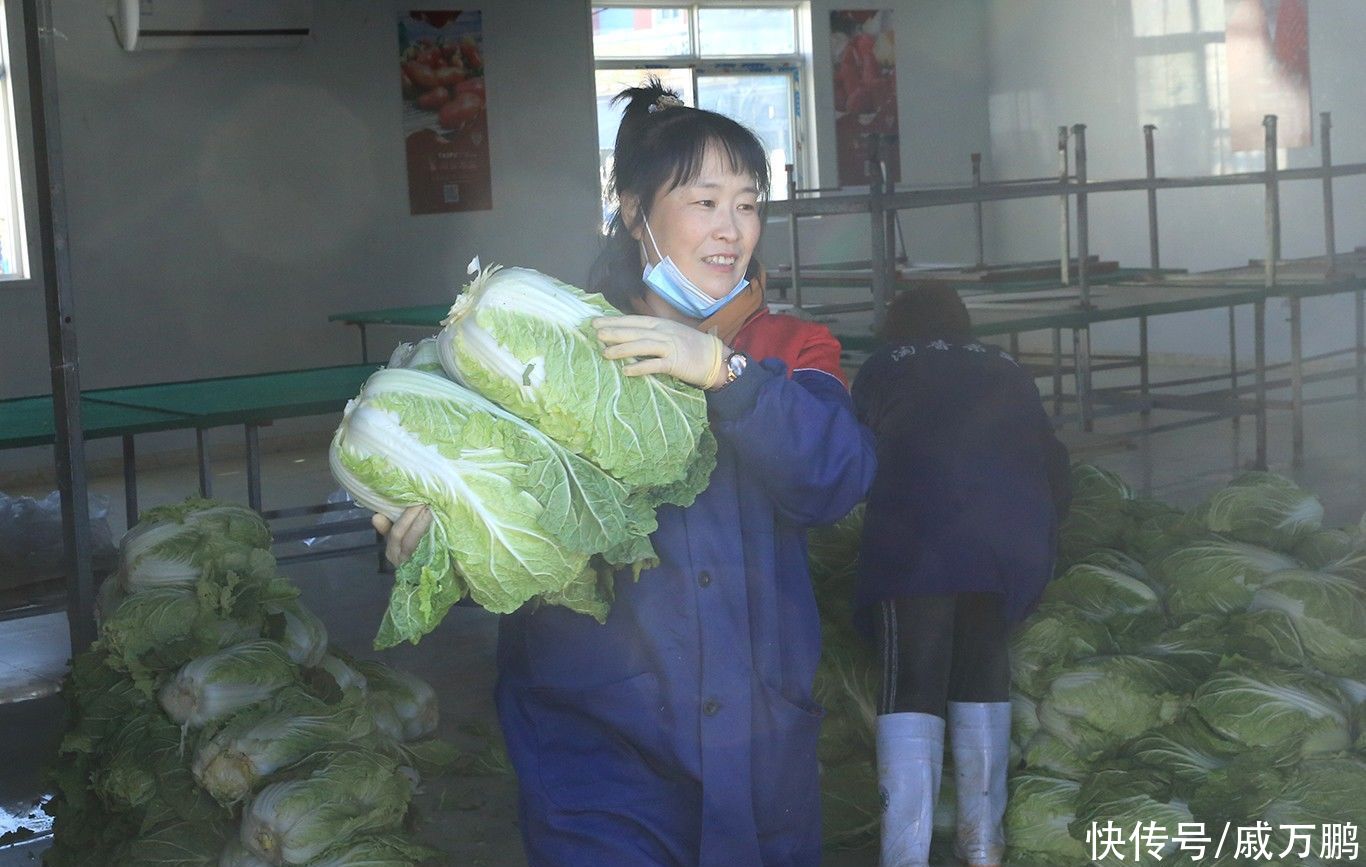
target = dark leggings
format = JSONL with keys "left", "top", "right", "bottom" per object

{"left": 874, "top": 592, "right": 1011, "bottom": 717}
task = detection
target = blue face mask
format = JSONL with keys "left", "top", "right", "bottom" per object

{"left": 640, "top": 214, "right": 749, "bottom": 319}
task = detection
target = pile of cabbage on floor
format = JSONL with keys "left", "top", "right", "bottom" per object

{"left": 812, "top": 467, "right": 1366, "bottom": 866}
{"left": 330, "top": 263, "right": 716, "bottom": 648}
{"left": 45, "top": 500, "right": 459, "bottom": 866}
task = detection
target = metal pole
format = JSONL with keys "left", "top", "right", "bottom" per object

{"left": 1144, "top": 124, "right": 1161, "bottom": 271}
{"left": 1256, "top": 114, "right": 1278, "bottom": 470}
{"left": 122, "top": 435, "right": 138, "bottom": 527}
{"left": 26, "top": 0, "right": 95, "bottom": 654}
{"left": 1139, "top": 318, "right": 1150, "bottom": 416}
{"left": 1051, "top": 328, "right": 1063, "bottom": 417}
{"left": 972, "top": 152, "right": 985, "bottom": 268}
{"left": 1058, "top": 126, "right": 1071, "bottom": 285}
{"left": 1255, "top": 298, "right": 1268, "bottom": 469}
{"left": 1319, "top": 111, "right": 1361, "bottom": 396}
{"left": 1140, "top": 125, "right": 1160, "bottom": 415}
{"left": 786, "top": 163, "right": 800, "bottom": 307}
{"left": 197, "top": 429, "right": 214, "bottom": 497}
{"left": 1072, "top": 123, "right": 1094, "bottom": 431}
{"left": 1074, "top": 124, "right": 1092, "bottom": 309}
{"left": 1229, "top": 306, "right": 1240, "bottom": 430}
{"left": 1262, "top": 115, "right": 1299, "bottom": 464}
{"left": 869, "top": 141, "right": 889, "bottom": 335}
{"left": 1320, "top": 113, "right": 1336, "bottom": 266}
{"left": 883, "top": 153, "right": 897, "bottom": 289}
{"left": 245, "top": 424, "right": 263, "bottom": 512}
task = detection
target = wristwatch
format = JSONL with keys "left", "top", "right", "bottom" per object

{"left": 714, "top": 350, "right": 748, "bottom": 389}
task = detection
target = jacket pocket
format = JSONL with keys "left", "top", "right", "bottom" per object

{"left": 525, "top": 671, "right": 683, "bottom": 813}
{"left": 751, "top": 678, "right": 824, "bottom": 844}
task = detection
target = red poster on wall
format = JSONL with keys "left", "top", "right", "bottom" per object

{"left": 1225, "top": 0, "right": 1312, "bottom": 151}
{"left": 831, "top": 9, "right": 900, "bottom": 187}
{"left": 399, "top": 10, "right": 492, "bottom": 213}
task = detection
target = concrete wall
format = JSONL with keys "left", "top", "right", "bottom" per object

{"left": 3, "top": 0, "right": 993, "bottom": 477}
{"left": 3, "top": 0, "right": 603, "bottom": 474}
{"left": 983, "top": 0, "right": 1366, "bottom": 361}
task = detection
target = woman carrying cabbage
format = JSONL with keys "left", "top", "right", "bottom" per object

{"left": 374, "top": 78, "right": 876, "bottom": 866}
{"left": 850, "top": 286, "right": 1071, "bottom": 867}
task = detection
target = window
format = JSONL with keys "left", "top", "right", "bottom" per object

{"left": 1129, "top": 0, "right": 1279, "bottom": 173}
{"left": 0, "top": 1, "right": 30, "bottom": 279}
{"left": 591, "top": 3, "right": 812, "bottom": 225}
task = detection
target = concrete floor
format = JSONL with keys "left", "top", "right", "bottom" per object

{"left": 3, "top": 361, "right": 1366, "bottom": 866}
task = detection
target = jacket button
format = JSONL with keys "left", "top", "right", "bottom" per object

{"left": 698, "top": 570, "right": 712, "bottom": 587}
{"left": 702, "top": 698, "right": 721, "bottom": 716}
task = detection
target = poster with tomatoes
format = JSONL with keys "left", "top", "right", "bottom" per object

{"left": 399, "top": 10, "right": 491, "bottom": 214}
{"left": 831, "top": 10, "right": 900, "bottom": 187}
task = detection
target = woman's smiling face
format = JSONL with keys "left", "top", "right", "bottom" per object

{"left": 633, "top": 145, "right": 762, "bottom": 304}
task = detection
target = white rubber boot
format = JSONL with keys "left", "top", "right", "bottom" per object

{"left": 876, "top": 712, "right": 944, "bottom": 867}
{"left": 948, "top": 701, "right": 1011, "bottom": 867}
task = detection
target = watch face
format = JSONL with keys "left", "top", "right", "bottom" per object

{"left": 728, "top": 353, "right": 748, "bottom": 378}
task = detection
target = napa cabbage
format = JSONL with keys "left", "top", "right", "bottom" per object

{"left": 191, "top": 688, "right": 371, "bottom": 806}
{"left": 1037, "top": 655, "right": 1195, "bottom": 760}
{"left": 1042, "top": 561, "right": 1162, "bottom": 621}
{"left": 265, "top": 597, "right": 329, "bottom": 668}
{"left": 240, "top": 748, "right": 413, "bottom": 865}
{"left": 1247, "top": 568, "right": 1366, "bottom": 677}
{"left": 436, "top": 263, "right": 716, "bottom": 500}
{"left": 330, "top": 367, "right": 660, "bottom": 646}
{"left": 1189, "top": 661, "right": 1352, "bottom": 757}
{"left": 1004, "top": 773, "right": 1088, "bottom": 865}
{"left": 158, "top": 640, "right": 296, "bottom": 728}
{"left": 117, "top": 499, "right": 274, "bottom": 593}
{"left": 352, "top": 659, "right": 440, "bottom": 743}
{"left": 1156, "top": 540, "right": 1298, "bottom": 618}
{"left": 1191, "top": 471, "right": 1323, "bottom": 549}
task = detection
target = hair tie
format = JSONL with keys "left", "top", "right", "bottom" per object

{"left": 648, "top": 93, "right": 685, "bottom": 113}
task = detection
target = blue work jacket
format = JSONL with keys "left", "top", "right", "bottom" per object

{"left": 851, "top": 337, "right": 1071, "bottom": 631}
{"left": 494, "top": 312, "right": 876, "bottom": 866}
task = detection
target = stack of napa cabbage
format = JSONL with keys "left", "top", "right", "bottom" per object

{"left": 810, "top": 468, "right": 1366, "bottom": 865}
{"left": 44, "top": 500, "right": 480, "bottom": 867}
{"left": 330, "top": 263, "right": 716, "bottom": 646}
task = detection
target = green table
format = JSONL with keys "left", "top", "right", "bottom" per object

{"left": 0, "top": 395, "right": 196, "bottom": 524}
{"left": 0, "top": 395, "right": 192, "bottom": 450}
{"left": 89, "top": 363, "right": 380, "bottom": 512}
{"left": 329, "top": 305, "right": 450, "bottom": 362}
{"left": 1, "top": 364, "right": 380, "bottom": 520}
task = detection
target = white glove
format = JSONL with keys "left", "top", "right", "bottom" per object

{"left": 592, "top": 315, "right": 727, "bottom": 390}
{"left": 371, "top": 505, "right": 432, "bottom": 568}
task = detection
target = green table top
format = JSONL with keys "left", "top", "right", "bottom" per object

{"left": 831, "top": 281, "right": 1273, "bottom": 352}
{"left": 768, "top": 266, "right": 1183, "bottom": 294}
{"left": 0, "top": 396, "right": 194, "bottom": 449}
{"left": 329, "top": 304, "right": 451, "bottom": 328}
{"left": 88, "top": 363, "right": 380, "bottom": 429}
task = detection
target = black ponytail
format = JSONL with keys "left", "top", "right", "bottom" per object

{"left": 589, "top": 76, "right": 770, "bottom": 312}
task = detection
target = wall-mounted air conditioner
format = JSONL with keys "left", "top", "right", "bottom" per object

{"left": 110, "top": 0, "right": 313, "bottom": 51}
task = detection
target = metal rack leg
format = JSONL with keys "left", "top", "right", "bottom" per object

{"left": 1051, "top": 328, "right": 1063, "bottom": 417}
{"left": 1255, "top": 300, "right": 1268, "bottom": 470}
{"left": 1229, "top": 306, "right": 1240, "bottom": 429}
{"left": 1290, "top": 297, "right": 1304, "bottom": 467}
{"left": 122, "top": 434, "right": 138, "bottom": 526}
{"left": 1075, "top": 326, "right": 1093, "bottom": 433}
{"left": 1357, "top": 288, "right": 1365, "bottom": 397}
{"left": 197, "top": 428, "right": 213, "bottom": 498}
{"left": 1139, "top": 316, "right": 1150, "bottom": 416}
{"left": 246, "top": 424, "right": 263, "bottom": 513}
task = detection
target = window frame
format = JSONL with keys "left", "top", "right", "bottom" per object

{"left": 0, "top": 0, "right": 38, "bottom": 287}
{"left": 591, "top": 2, "right": 816, "bottom": 207}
